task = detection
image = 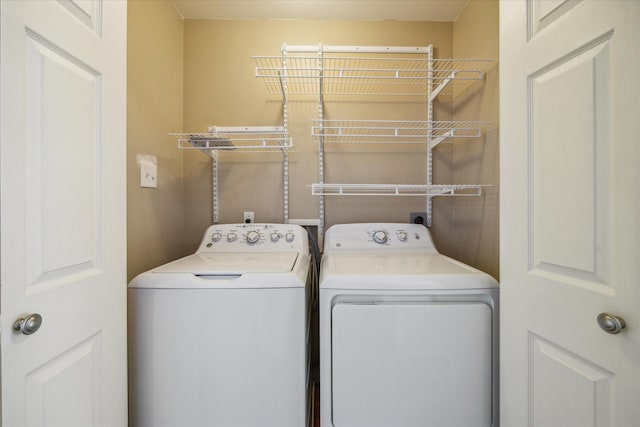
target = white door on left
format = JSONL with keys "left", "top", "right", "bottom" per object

{"left": 0, "top": 1, "right": 127, "bottom": 425}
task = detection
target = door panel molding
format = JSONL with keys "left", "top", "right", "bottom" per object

{"left": 529, "top": 333, "right": 612, "bottom": 427}
{"left": 24, "top": 28, "right": 103, "bottom": 287}
{"left": 56, "top": 0, "right": 103, "bottom": 37}
{"left": 527, "top": 31, "right": 613, "bottom": 291}
{"left": 26, "top": 333, "right": 103, "bottom": 426}
{"left": 527, "top": 0, "right": 582, "bottom": 40}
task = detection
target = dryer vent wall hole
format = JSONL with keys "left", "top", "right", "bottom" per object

{"left": 410, "top": 212, "right": 428, "bottom": 225}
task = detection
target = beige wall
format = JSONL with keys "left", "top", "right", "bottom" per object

{"left": 126, "top": 1, "right": 500, "bottom": 279}
{"left": 182, "top": 19, "right": 454, "bottom": 251}
{"left": 447, "top": 0, "right": 500, "bottom": 279}
{"left": 127, "top": 0, "right": 186, "bottom": 281}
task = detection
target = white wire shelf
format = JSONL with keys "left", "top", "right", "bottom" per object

{"left": 311, "top": 183, "right": 489, "bottom": 197}
{"left": 171, "top": 126, "right": 293, "bottom": 156}
{"left": 253, "top": 54, "right": 492, "bottom": 97}
{"left": 312, "top": 120, "right": 488, "bottom": 148}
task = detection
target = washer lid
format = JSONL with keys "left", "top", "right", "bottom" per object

{"left": 153, "top": 252, "right": 300, "bottom": 274}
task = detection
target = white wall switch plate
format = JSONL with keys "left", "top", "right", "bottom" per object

{"left": 140, "top": 161, "right": 157, "bottom": 188}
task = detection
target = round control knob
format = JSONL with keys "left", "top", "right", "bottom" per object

{"left": 270, "top": 233, "right": 280, "bottom": 242}
{"left": 373, "top": 231, "right": 388, "bottom": 244}
{"left": 285, "top": 232, "right": 295, "bottom": 243}
{"left": 246, "top": 230, "right": 260, "bottom": 244}
{"left": 211, "top": 232, "right": 222, "bottom": 242}
{"left": 397, "top": 231, "right": 408, "bottom": 241}
{"left": 226, "top": 233, "right": 237, "bottom": 242}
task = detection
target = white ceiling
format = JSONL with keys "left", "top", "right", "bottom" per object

{"left": 170, "top": 0, "right": 470, "bottom": 22}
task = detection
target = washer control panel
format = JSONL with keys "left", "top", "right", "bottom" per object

{"left": 196, "top": 223, "right": 308, "bottom": 253}
{"left": 324, "top": 223, "right": 437, "bottom": 252}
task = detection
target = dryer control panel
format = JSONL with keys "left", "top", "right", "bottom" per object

{"left": 196, "top": 223, "right": 308, "bottom": 254}
{"left": 324, "top": 223, "right": 437, "bottom": 252}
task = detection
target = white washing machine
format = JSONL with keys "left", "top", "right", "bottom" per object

{"left": 128, "top": 223, "right": 312, "bottom": 427}
{"left": 319, "top": 223, "right": 499, "bottom": 427}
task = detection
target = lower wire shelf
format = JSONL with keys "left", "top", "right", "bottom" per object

{"left": 311, "top": 183, "right": 489, "bottom": 197}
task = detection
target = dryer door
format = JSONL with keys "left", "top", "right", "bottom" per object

{"left": 331, "top": 302, "right": 493, "bottom": 427}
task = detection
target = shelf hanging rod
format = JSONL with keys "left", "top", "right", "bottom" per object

{"left": 283, "top": 44, "right": 431, "bottom": 54}
{"left": 208, "top": 125, "right": 286, "bottom": 134}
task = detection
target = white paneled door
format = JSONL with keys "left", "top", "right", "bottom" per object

{"left": 500, "top": 1, "right": 639, "bottom": 426}
{"left": 1, "top": 1, "right": 127, "bottom": 425}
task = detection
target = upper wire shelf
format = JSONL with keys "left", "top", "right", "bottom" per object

{"left": 311, "top": 119, "right": 488, "bottom": 148}
{"left": 253, "top": 54, "right": 492, "bottom": 97}
{"left": 171, "top": 126, "right": 293, "bottom": 157}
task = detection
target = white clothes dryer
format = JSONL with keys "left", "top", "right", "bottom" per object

{"left": 128, "top": 223, "right": 312, "bottom": 427}
{"left": 319, "top": 223, "right": 499, "bottom": 427}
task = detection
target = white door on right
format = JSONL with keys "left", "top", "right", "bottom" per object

{"left": 500, "top": 1, "right": 639, "bottom": 426}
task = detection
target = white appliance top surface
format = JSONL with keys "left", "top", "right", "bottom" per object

{"left": 320, "top": 251, "right": 498, "bottom": 290}
{"left": 323, "top": 252, "right": 476, "bottom": 276}
{"left": 320, "top": 223, "right": 498, "bottom": 290}
{"left": 153, "top": 252, "right": 299, "bottom": 274}
{"left": 128, "top": 224, "right": 311, "bottom": 289}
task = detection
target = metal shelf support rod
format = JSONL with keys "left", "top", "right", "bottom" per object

{"left": 212, "top": 151, "right": 219, "bottom": 224}
{"left": 317, "top": 43, "right": 325, "bottom": 249}
{"left": 426, "top": 45, "right": 434, "bottom": 226}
